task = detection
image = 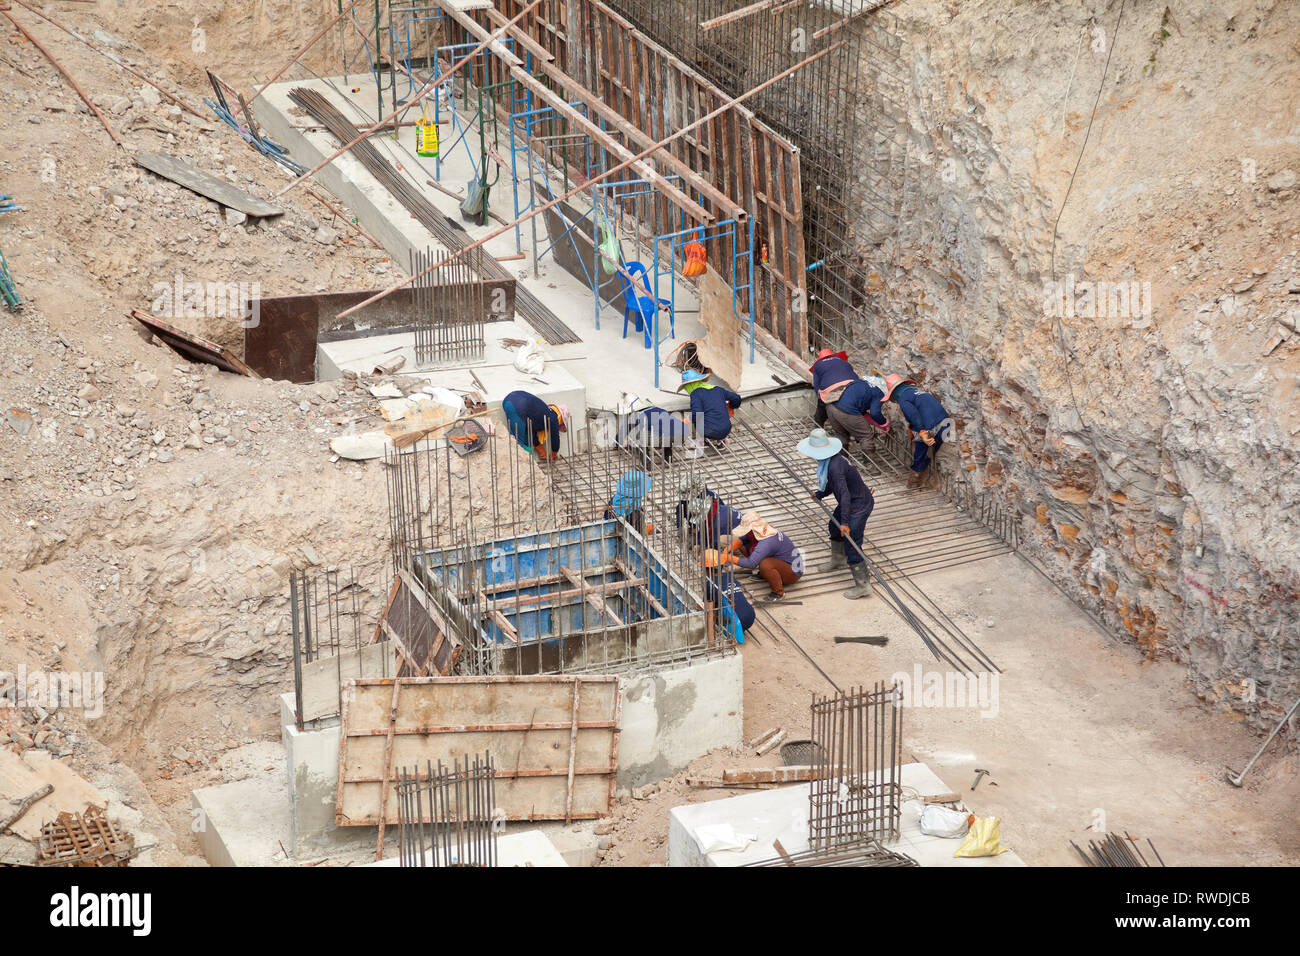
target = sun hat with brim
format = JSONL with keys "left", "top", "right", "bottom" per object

{"left": 548, "top": 404, "right": 570, "bottom": 432}
{"left": 808, "top": 347, "right": 848, "bottom": 371}
{"left": 676, "top": 368, "right": 710, "bottom": 392}
{"left": 881, "top": 373, "right": 916, "bottom": 402}
{"left": 797, "top": 428, "right": 842, "bottom": 460}
{"left": 732, "top": 510, "right": 777, "bottom": 540}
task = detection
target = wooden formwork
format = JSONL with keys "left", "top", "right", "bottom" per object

{"left": 336, "top": 675, "right": 621, "bottom": 828}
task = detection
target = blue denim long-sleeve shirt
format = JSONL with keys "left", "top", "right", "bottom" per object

{"left": 813, "top": 454, "right": 872, "bottom": 517}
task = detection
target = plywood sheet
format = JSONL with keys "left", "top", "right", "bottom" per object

{"left": 696, "top": 265, "right": 744, "bottom": 389}
{"left": 336, "top": 676, "right": 621, "bottom": 825}
{"left": 299, "top": 641, "right": 392, "bottom": 723}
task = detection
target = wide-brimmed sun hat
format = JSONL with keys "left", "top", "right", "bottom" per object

{"left": 676, "top": 368, "right": 709, "bottom": 392}
{"left": 881, "top": 373, "right": 916, "bottom": 402}
{"left": 548, "top": 403, "right": 570, "bottom": 432}
{"left": 732, "top": 510, "right": 777, "bottom": 540}
{"left": 796, "top": 427, "right": 842, "bottom": 460}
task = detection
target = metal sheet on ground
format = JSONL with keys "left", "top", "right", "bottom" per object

{"left": 129, "top": 310, "right": 256, "bottom": 376}
{"left": 135, "top": 152, "right": 283, "bottom": 217}
{"left": 336, "top": 675, "right": 621, "bottom": 825}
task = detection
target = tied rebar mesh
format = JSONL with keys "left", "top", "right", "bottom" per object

{"left": 809, "top": 681, "right": 903, "bottom": 848}
{"left": 745, "top": 839, "right": 918, "bottom": 868}
{"left": 396, "top": 753, "right": 499, "bottom": 867}
{"left": 411, "top": 245, "right": 488, "bottom": 366}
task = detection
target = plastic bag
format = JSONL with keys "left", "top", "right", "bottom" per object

{"left": 694, "top": 824, "right": 756, "bottom": 854}
{"left": 920, "top": 805, "right": 973, "bottom": 839}
{"left": 512, "top": 340, "right": 546, "bottom": 376}
{"left": 953, "top": 816, "right": 1010, "bottom": 857}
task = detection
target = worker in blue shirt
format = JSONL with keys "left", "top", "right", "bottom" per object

{"left": 827, "top": 379, "right": 889, "bottom": 457}
{"left": 675, "top": 473, "right": 743, "bottom": 550}
{"left": 809, "top": 347, "right": 859, "bottom": 428}
{"left": 882, "top": 374, "right": 954, "bottom": 488}
{"left": 616, "top": 395, "right": 691, "bottom": 462}
{"left": 502, "top": 390, "right": 568, "bottom": 460}
{"left": 603, "top": 470, "right": 652, "bottom": 534}
{"left": 798, "top": 427, "right": 875, "bottom": 600}
{"left": 678, "top": 368, "right": 741, "bottom": 443}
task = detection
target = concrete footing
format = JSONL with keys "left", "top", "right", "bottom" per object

{"left": 667, "top": 762, "right": 1027, "bottom": 867}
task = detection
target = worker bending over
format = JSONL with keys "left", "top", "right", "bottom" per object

{"left": 616, "top": 395, "right": 690, "bottom": 462}
{"left": 729, "top": 511, "right": 803, "bottom": 604}
{"left": 883, "top": 374, "right": 954, "bottom": 488}
{"left": 678, "top": 369, "right": 741, "bottom": 443}
{"left": 704, "top": 567, "right": 754, "bottom": 644}
{"left": 798, "top": 427, "right": 875, "bottom": 600}
{"left": 502, "top": 390, "right": 567, "bottom": 461}
{"left": 604, "top": 471, "right": 652, "bottom": 534}
{"left": 809, "top": 347, "right": 859, "bottom": 428}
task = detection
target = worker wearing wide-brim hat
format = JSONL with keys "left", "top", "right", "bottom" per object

{"left": 677, "top": 368, "right": 742, "bottom": 443}
{"left": 603, "top": 470, "right": 653, "bottom": 535}
{"left": 502, "top": 389, "right": 568, "bottom": 460}
{"left": 797, "top": 427, "right": 875, "bottom": 600}
{"left": 728, "top": 510, "right": 804, "bottom": 603}
{"left": 882, "top": 373, "right": 954, "bottom": 488}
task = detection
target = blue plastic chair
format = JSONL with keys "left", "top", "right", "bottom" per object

{"left": 619, "top": 261, "right": 672, "bottom": 348}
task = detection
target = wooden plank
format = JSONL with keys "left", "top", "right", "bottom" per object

{"left": 560, "top": 565, "right": 623, "bottom": 626}
{"left": 374, "top": 680, "right": 403, "bottom": 859}
{"left": 484, "top": 576, "right": 646, "bottom": 614}
{"left": 564, "top": 679, "right": 581, "bottom": 823}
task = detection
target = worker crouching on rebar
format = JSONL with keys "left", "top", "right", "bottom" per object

{"left": 882, "top": 374, "right": 954, "bottom": 489}
{"left": 798, "top": 427, "right": 875, "bottom": 600}
{"left": 616, "top": 394, "right": 690, "bottom": 464}
{"left": 502, "top": 389, "right": 568, "bottom": 461}
{"left": 678, "top": 368, "right": 742, "bottom": 444}
{"left": 604, "top": 470, "right": 653, "bottom": 535}
{"left": 727, "top": 510, "right": 804, "bottom": 604}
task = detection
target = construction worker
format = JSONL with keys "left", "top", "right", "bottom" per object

{"left": 704, "top": 567, "right": 754, "bottom": 644}
{"left": 825, "top": 378, "right": 890, "bottom": 457}
{"left": 604, "top": 470, "right": 652, "bottom": 534}
{"left": 502, "top": 390, "right": 567, "bottom": 461}
{"left": 678, "top": 368, "right": 741, "bottom": 443}
{"left": 809, "top": 347, "right": 859, "bottom": 427}
{"left": 727, "top": 510, "right": 803, "bottom": 603}
{"left": 797, "top": 427, "right": 874, "bottom": 600}
{"left": 616, "top": 394, "right": 690, "bottom": 462}
{"left": 675, "top": 473, "right": 743, "bottom": 550}
{"left": 882, "top": 374, "right": 954, "bottom": 488}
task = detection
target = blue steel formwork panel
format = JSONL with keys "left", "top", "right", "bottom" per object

{"left": 415, "top": 519, "right": 698, "bottom": 648}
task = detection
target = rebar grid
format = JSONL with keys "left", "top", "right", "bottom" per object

{"left": 290, "top": 565, "right": 394, "bottom": 727}
{"left": 547, "top": 395, "right": 1004, "bottom": 672}
{"left": 746, "top": 839, "right": 918, "bottom": 867}
{"left": 384, "top": 417, "right": 739, "bottom": 677}
{"left": 410, "top": 245, "right": 488, "bottom": 365}
{"left": 809, "top": 682, "right": 903, "bottom": 848}
{"left": 396, "top": 752, "right": 499, "bottom": 867}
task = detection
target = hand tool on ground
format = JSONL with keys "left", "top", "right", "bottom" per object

{"left": 834, "top": 636, "right": 888, "bottom": 646}
{"left": 971, "top": 768, "right": 990, "bottom": 791}
{"left": 1225, "top": 692, "right": 1300, "bottom": 787}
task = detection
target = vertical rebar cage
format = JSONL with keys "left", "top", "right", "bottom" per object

{"left": 411, "top": 245, "right": 488, "bottom": 367}
{"left": 809, "top": 681, "right": 903, "bottom": 848}
{"left": 396, "top": 752, "right": 499, "bottom": 867}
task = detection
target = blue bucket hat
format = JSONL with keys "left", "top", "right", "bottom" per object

{"left": 610, "top": 471, "right": 652, "bottom": 516}
{"left": 796, "top": 427, "right": 842, "bottom": 460}
{"left": 676, "top": 368, "right": 709, "bottom": 392}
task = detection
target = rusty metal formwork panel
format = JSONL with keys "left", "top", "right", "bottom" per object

{"left": 336, "top": 675, "right": 621, "bottom": 830}
{"left": 35, "top": 807, "right": 138, "bottom": 867}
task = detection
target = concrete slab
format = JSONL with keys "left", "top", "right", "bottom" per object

{"left": 667, "top": 762, "right": 1027, "bottom": 867}
{"left": 192, "top": 773, "right": 291, "bottom": 867}
{"left": 365, "top": 829, "right": 569, "bottom": 867}
{"left": 256, "top": 77, "right": 802, "bottom": 409}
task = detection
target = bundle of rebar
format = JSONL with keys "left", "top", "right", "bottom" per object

{"left": 0, "top": 247, "right": 20, "bottom": 313}
{"left": 288, "top": 86, "right": 580, "bottom": 345}
{"left": 1072, "top": 832, "right": 1166, "bottom": 868}
{"left": 396, "top": 753, "right": 499, "bottom": 867}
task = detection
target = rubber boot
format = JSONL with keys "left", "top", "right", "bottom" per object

{"left": 906, "top": 470, "right": 924, "bottom": 489}
{"left": 817, "top": 542, "right": 847, "bottom": 574}
{"left": 843, "top": 563, "right": 873, "bottom": 600}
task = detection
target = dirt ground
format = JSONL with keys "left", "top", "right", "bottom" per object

{"left": 596, "top": 552, "right": 1300, "bottom": 866}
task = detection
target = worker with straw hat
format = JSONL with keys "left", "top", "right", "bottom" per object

{"left": 796, "top": 427, "right": 875, "bottom": 600}
{"left": 728, "top": 510, "right": 803, "bottom": 603}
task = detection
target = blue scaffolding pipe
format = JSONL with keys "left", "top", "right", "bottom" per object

{"left": 588, "top": 175, "right": 682, "bottom": 333}
{"left": 509, "top": 98, "right": 587, "bottom": 255}
{"left": 429, "top": 37, "right": 522, "bottom": 182}
{"left": 650, "top": 217, "right": 756, "bottom": 388}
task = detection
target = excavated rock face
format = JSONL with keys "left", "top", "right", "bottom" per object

{"left": 842, "top": 0, "right": 1299, "bottom": 730}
